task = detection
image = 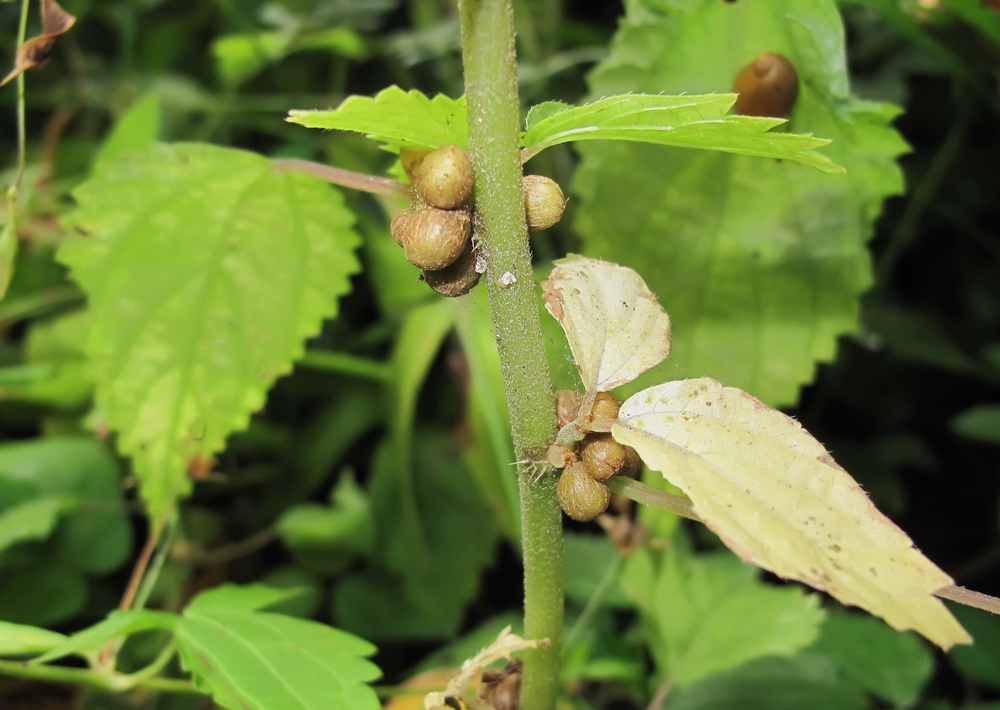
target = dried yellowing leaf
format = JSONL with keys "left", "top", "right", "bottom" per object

{"left": 542, "top": 255, "right": 671, "bottom": 392}
{"left": 0, "top": 0, "right": 76, "bottom": 87}
{"left": 612, "top": 378, "right": 971, "bottom": 650}
{"left": 423, "top": 626, "right": 546, "bottom": 710}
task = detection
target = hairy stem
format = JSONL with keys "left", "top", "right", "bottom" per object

{"left": 459, "top": 2, "right": 563, "bottom": 709}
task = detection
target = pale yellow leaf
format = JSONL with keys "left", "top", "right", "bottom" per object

{"left": 541, "top": 255, "right": 671, "bottom": 392}
{"left": 612, "top": 378, "right": 971, "bottom": 650}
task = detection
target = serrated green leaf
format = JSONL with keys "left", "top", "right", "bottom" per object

{"left": 59, "top": 143, "right": 361, "bottom": 521}
{"left": 287, "top": 86, "right": 468, "bottom": 151}
{"left": 668, "top": 653, "right": 867, "bottom": 710}
{"left": 813, "top": 609, "right": 932, "bottom": 707}
{"left": 175, "top": 610, "right": 380, "bottom": 710}
{"left": 523, "top": 94, "right": 841, "bottom": 172}
{"left": 573, "top": 0, "right": 907, "bottom": 406}
{"left": 30, "top": 609, "right": 177, "bottom": 664}
{"left": 0, "top": 621, "right": 67, "bottom": 657}
{"left": 622, "top": 549, "right": 824, "bottom": 688}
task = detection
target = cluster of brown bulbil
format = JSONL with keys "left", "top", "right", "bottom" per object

{"left": 554, "top": 392, "right": 641, "bottom": 522}
{"left": 392, "top": 145, "right": 480, "bottom": 297}
{"left": 390, "top": 145, "right": 568, "bottom": 297}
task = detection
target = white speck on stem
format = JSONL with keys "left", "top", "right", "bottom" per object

{"left": 499, "top": 271, "right": 517, "bottom": 288}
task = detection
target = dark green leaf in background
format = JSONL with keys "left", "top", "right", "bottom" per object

{"left": 452, "top": 292, "right": 520, "bottom": 540}
{"left": 59, "top": 143, "right": 361, "bottom": 522}
{"left": 0, "top": 437, "right": 131, "bottom": 575}
{"left": 621, "top": 550, "right": 825, "bottom": 688}
{"left": 334, "top": 433, "right": 500, "bottom": 641}
{"left": 950, "top": 606, "right": 1000, "bottom": 689}
{"left": 668, "top": 653, "right": 867, "bottom": 710}
{"left": 276, "top": 473, "right": 376, "bottom": 575}
{"left": 951, "top": 404, "right": 1000, "bottom": 445}
{"left": 812, "top": 609, "right": 933, "bottom": 707}
{"left": 572, "top": 0, "right": 907, "bottom": 406}
{"left": 0, "top": 563, "right": 87, "bottom": 627}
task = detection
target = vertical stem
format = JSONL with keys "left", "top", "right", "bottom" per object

{"left": 459, "top": 3, "right": 564, "bottom": 709}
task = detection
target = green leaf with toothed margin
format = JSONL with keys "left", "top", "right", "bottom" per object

{"left": 287, "top": 85, "right": 468, "bottom": 151}
{"left": 59, "top": 143, "right": 361, "bottom": 522}
{"left": 522, "top": 94, "right": 841, "bottom": 172}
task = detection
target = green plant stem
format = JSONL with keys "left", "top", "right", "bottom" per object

{"left": 459, "top": 3, "right": 563, "bottom": 709}
{"left": 0, "top": 659, "right": 199, "bottom": 695}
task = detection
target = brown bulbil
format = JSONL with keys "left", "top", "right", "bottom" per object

{"left": 732, "top": 52, "right": 799, "bottom": 119}
{"left": 588, "top": 391, "right": 621, "bottom": 422}
{"left": 557, "top": 462, "right": 611, "bottom": 521}
{"left": 580, "top": 433, "right": 628, "bottom": 482}
{"left": 390, "top": 208, "right": 414, "bottom": 246}
{"left": 523, "top": 174, "right": 567, "bottom": 231}
{"left": 398, "top": 206, "right": 472, "bottom": 271}
{"left": 413, "top": 145, "right": 474, "bottom": 209}
{"left": 422, "top": 240, "right": 481, "bottom": 297}
{"left": 621, "top": 444, "right": 643, "bottom": 478}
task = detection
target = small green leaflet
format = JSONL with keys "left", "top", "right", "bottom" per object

{"left": 59, "top": 143, "right": 361, "bottom": 523}
{"left": 522, "top": 95, "right": 842, "bottom": 172}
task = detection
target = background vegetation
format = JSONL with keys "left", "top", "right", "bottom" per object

{"left": 1, "top": 0, "right": 999, "bottom": 708}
